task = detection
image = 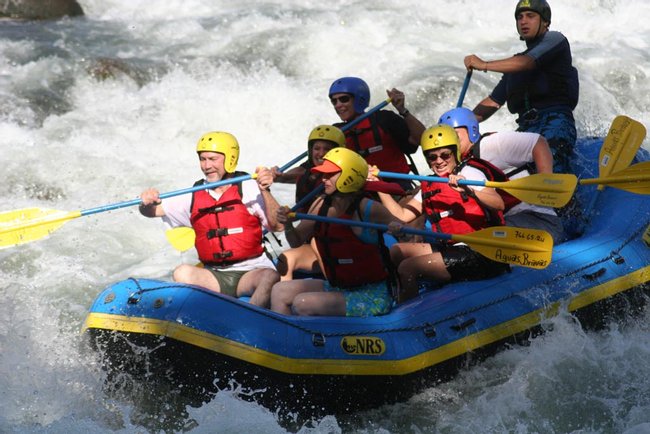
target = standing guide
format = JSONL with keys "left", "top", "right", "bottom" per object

{"left": 463, "top": 0, "right": 579, "bottom": 176}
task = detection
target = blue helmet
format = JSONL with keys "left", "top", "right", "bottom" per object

{"left": 329, "top": 77, "right": 370, "bottom": 114}
{"left": 438, "top": 107, "right": 481, "bottom": 144}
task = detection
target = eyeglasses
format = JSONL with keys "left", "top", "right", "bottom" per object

{"left": 330, "top": 95, "right": 352, "bottom": 105}
{"left": 425, "top": 150, "right": 454, "bottom": 162}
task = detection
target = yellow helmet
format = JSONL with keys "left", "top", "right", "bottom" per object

{"left": 420, "top": 124, "right": 461, "bottom": 162}
{"left": 307, "top": 124, "right": 346, "bottom": 148}
{"left": 196, "top": 131, "right": 240, "bottom": 173}
{"left": 312, "top": 147, "right": 368, "bottom": 193}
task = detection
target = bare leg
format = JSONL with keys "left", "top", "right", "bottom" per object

{"left": 390, "top": 242, "right": 451, "bottom": 303}
{"left": 172, "top": 263, "right": 221, "bottom": 292}
{"left": 292, "top": 291, "right": 346, "bottom": 316}
{"left": 276, "top": 244, "right": 320, "bottom": 281}
{"left": 271, "top": 279, "right": 339, "bottom": 315}
{"left": 236, "top": 267, "right": 280, "bottom": 309}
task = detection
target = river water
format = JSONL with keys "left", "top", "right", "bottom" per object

{"left": 1, "top": 0, "right": 650, "bottom": 432}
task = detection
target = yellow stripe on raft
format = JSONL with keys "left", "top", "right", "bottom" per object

{"left": 568, "top": 266, "right": 650, "bottom": 312}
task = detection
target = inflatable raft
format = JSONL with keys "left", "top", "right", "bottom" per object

{"left": 82, "top": 135, "right": 650, "bottom": 416}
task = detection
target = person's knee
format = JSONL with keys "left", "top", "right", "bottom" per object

{"left": 259, "top": 268, "right": 280, "bottom": 286}
{"left": 240, "top": 267, "right": 278, "bottom": 289}
{"left": 399, "top": 257, "right": 426, "bottom": 283}
{"left": 390, "top": 244, "right": 405, "bottom": 264}
{"left": 397, "top": 257, "right": 415, "bottom": 275}
{"left": 172, "top": 264, "right": 193, "bottom": 283}
{"left": 270, "top": 282, "right": 295, "bottom": 311}
{"left": 292, "top": 296, "right": 317, "bottom": 316}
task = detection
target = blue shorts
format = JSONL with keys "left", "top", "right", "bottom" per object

{"left": 516, "top": 109, "right": 576, "bottom": 174}
{"left": 323, "top": 281, "right": 393, "bottom": 317}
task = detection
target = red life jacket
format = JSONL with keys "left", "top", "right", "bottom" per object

{"left": 313, "top": 197, "right": 390, "bottom": 288}
{"left": 421, "top": 171, "right": 505, "bottom": 236}
{"left": 343, "top": 113, "right": 411, "bottom": 174}
{"left": 190, "top": 178, "right": 264, "bottom": 265}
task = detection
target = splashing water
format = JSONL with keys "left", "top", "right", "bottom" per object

{"left": 1, "top": 0, "right": 649, "bottom": 432}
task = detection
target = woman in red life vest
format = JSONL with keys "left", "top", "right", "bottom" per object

{"left": 271, "top": 148, "right": 400, "bottom": 317}
{"left": 369, "top": 124, "right": 510, "bottom": 303}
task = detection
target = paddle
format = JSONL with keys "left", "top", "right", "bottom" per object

{"left": 456, "top": 70, "right": 473, "bottom": 108}
{"left": 375, "top": 170, "right": 577, "bottom": 207}
{"left": 578, "top": 116, "right": 646, "bottom": 233}
{"left": 0, "top": 173, "right": 256, "bottom": 249}
{"left": 165, "top": 226, "right": 196, "bottom": 252}
{"left": 290, "top": 212, "right": 553, "bottom": 269}
{"left": 596, "top": 116, "right": 646, "bottom": 180}
{"left": 579, "top": 161, "right": 650, "bottom": 194}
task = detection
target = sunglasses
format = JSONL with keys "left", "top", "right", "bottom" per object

{"left": 330, "top": 95, "right": 352, "bottom": 105}
{"left": 425, "top": 150, "right": 454, "bottom": 162}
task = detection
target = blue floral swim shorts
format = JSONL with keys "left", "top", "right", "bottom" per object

{"left": 323, "top": 281, "right": 393, "bottom": 317}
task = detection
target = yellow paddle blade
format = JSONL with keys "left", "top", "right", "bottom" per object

{"left": 165, "top": 227, "right": 196, "bottom": 252}
{"left": 580, "top": 161, "right": 650, "bottom": 194}
{"left": 0, "top": 208, "right": 81, "bottom": 248}
{"left": 453, "top": 226, "right": 554, "bottom": 269}
{"left": 0, "top": 207, "right": 56, "bottom": 224}
{"left": 486, "top": 173, "right": 578, "bottom": 207}
{"left": 598, "top": 116, "right": 646, "bottom": 185}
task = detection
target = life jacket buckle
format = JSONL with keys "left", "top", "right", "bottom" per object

{"left": 421, "top": 189, "right": 441, "bottom": 200}
{"left": 198, "top": 205, "right": 234, "bottom": 214}
{"left": 213, "top": 251, "right": 233, "bottom": 260}
{"left": 207, "top": 228, "right": 229, "bottom": 239}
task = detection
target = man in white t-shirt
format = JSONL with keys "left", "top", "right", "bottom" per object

{"left": 139, "top": 131, "right": 283, "bottom": 308}
{"left": 439, "top": 107, "right": 565, "bottom": 244}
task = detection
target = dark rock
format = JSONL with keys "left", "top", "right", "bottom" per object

{"left": 86, "top": 57, "right": 151, "bottom": 87}
{"left": 0, "top": 0, "right": 84, "bottom": 20}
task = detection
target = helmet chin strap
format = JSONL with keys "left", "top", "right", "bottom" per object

{"left": 519, "top": 19, "right": 548, "bottom": 41}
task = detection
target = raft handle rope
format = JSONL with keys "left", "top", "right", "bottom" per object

{"left": 125, "top": 277, "right": 189, "bottom": 304}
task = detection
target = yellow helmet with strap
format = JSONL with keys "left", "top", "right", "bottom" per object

{"left": 196, "top": 131, "right": 240, "bottom": 173}
{"left": 314, "top": 147, "right": 368, "bottom": 193}
{"left": 420, "top": 124, "right": 461, "bottom": 162}
{"left": 308, "top": 124, "right": 346, "bottom": 147}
